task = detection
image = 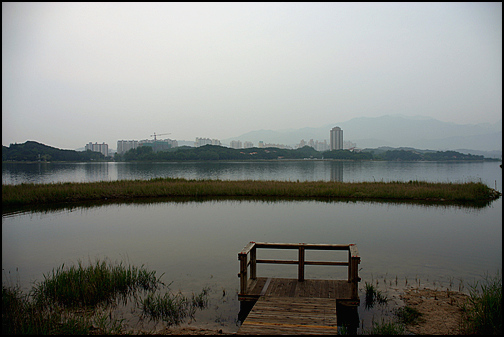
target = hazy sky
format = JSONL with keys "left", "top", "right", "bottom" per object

{"left": 2, "top": 2, "right": 502, "bottom": 150}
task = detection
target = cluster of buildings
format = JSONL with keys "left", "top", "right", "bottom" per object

{"left": 84, "top": 142, "right": 109, "bottom": 157}
{"left": 194, "top": 138, "right": 221, "bottom": 147}
{"left": 116, "top": 138, "right": 178, "bottom": 155}
{"left": 86, "top": 126, "right": 351, "bottom": 157}
{"left": 230, "top": 126, "right": 348, "bottom": 151}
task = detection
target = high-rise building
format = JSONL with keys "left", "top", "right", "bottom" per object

{"left": 137, "top": 138, "right": 178, "bottom": 152}
{"left": 330, "top": 127, "right": 343, "bottom": 150}
{"left": 85, "top": 142, "right": 109, "bottom": 157}
{"left": 230, "top": 140, "right": 242, "bottom": 149}
{"left": 117, "top": 140, "right": 138, "bottom": 154}
{"left": 194, "top": 138, "right": 221, "bottom": 147}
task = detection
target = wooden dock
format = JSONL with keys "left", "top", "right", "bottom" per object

{"left": 237, "top": 242, "right": 361, "bottom": 335}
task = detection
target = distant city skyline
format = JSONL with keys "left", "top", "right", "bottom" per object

{"left": 65, "top": 111, "right": 502, "bottom": 155}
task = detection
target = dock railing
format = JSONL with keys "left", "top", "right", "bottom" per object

{"left": 238, "top": 242, "right": 360, "bottom": 300}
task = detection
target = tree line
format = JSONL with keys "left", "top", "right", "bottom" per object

{"left": 3, "top": 141, "right": 489, "bottom": 162}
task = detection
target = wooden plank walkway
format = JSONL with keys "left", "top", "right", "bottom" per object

{"left": 238, "top": 278, "right": 356, "bottom": 334}
{"left": 238, "top": 296, "right": 338, "bottom": 335}
{"left": 243, "top": 277, "right": 353, "bottom": 299}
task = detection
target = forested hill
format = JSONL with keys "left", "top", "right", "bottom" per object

{"left": 2, "top": 141, "right": 493, "bottom": 162}
{"left": 2, "top": 141, "right": 106, "bottom": 162}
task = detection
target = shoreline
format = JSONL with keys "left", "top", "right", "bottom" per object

{"left": 2, "top": 157, "right": 501, "bottom": 164}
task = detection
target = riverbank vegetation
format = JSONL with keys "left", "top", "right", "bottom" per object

{"left": 3, "top": 141, "right": 499, "bottom": 162}
{"left": 2, "top": 178, "right": 501, "bottom": 208}
{"left": 2, "top": 260, "right": 210, "bottom": 334}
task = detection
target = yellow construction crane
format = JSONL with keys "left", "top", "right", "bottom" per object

{"left": 150, "top": 132, "right": 171, "bottom": 141}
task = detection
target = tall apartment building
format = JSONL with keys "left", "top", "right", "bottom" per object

{"left": 85, "top": 142, "right": 109, "bottom": 157}
{"left": 243, "top": 141, "right": 254, "bottom": 148}
{"left": 315, "top": 140, "right": 329, "bottom": 152}
{"left": 194, "top": 137, "right": 221, "bottom": 147}
{"left": 230, "top": 140, "right": 242, "bottom": 149}
{"left": 297, "top": 139, "right": 329, "bottom": 151}
{"left": 330, "top": 127, "right": 343, "bottom": 151}
{"left": 117, "top": 140, "right": 138, "bottom": 154}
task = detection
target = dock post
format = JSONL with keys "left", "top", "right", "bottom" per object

{"left": 250, "top": 246, "right": 257, "bottom": 280}
{"left": 349, "top": 244, "right": 361, "bottom": 299}
{"left": 239, "top": 253, "right": 248, "bottom": 296}
{"left": 298, "top": 244, "right": 305, "bottom": 282}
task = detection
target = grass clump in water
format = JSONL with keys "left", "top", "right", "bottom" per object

{"left": 364, "top": 282, "right": 388, "bottom": 309}
{"left": 32, "top": 259, "right": 162, "bottom": 309}
{"left": 142, "top": 287, "right": 210, "bottom": 326}
{"left": 2, "top": 283, "right": 123, "bottom": 335}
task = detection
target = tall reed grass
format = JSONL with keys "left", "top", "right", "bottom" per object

{"left": 364, "top": 282, "right": 388, "bottom": 309}
{"left": 32, "top": 260, "right": 162, "bottom": 309}
{"left": 2, "top": 178, "right": 501, "bottom": 207}
{"left": 142, "top": 287, "right": 209, "bottom": 326}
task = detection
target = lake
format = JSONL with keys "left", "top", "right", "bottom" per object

{"left": 2, "top": 160, "right": 502, "bottom": 333}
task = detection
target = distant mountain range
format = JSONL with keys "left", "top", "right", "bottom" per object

{"left": 222, "top": 115, "right": 502, "bottom": 156}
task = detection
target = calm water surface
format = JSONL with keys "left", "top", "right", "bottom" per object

{"left": 2, "top": 161, "right": 502, "bottom": 332}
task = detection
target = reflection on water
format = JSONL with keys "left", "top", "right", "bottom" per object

{"left": 3, "top": 161, "right": 502, "bottom": 190}
{"left": 331, "top": 162, "right": 343, "bottom": 181}
{"left": 2, "top": 193, "right": 496, "bottom": 219}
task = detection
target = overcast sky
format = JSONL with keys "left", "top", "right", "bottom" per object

{"left": 2, "top": 2, "right": 502, "bottom": 150}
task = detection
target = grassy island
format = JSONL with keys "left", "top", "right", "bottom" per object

{"left": 2, "top": 178, "right": 501, "bottom": 207}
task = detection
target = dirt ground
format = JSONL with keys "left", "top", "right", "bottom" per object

{"left": 137, "top": 288, "right": 470, "bottom": 335}
{"left": 400, "top": 288, "right": 469, "bottom": 335}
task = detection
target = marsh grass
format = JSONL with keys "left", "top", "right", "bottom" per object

{"left": 2, "top": 260, "right": 210, "bottom": 334}
{"left": 365, "top": 282, "right": 389, "bottom": 309}
{"left": 2, "top": 283, "right": 116, "bottom": 334}
{"left": 2, "top": 178, "right": 500, "bottom": 207}
{"left": 142, "top": 287, "right": 210, "bottom": 326}
{"left": 32, "top": 260, "right": 162, "bottom": 309}
{"left": 461, "top": 272, "right": 502, "bottom": 335}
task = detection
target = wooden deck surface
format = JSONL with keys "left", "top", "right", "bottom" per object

{"left": 240, "top": 277, "right": 353, "bottom": 299}
{"left": 238, "top": 278, "right": 356, "bottom": 334}
{"left": 238, "top": 296, "right": 338, "bottom": 335}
